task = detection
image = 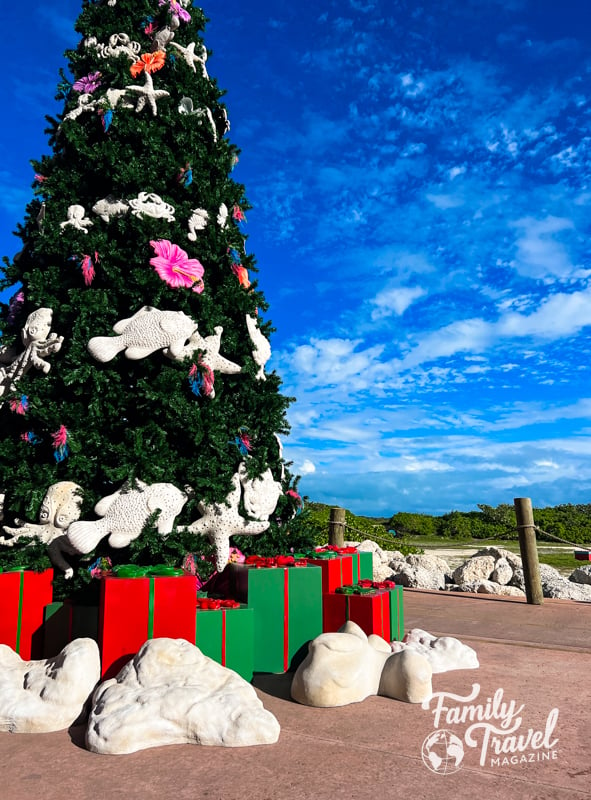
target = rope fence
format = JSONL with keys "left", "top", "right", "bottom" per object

{"left": 330, "top": 512, "right": 591, "bottom": 553}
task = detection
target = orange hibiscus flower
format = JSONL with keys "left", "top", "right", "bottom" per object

{"left": 130, "top": 50, "right": 166, "bottom": 78}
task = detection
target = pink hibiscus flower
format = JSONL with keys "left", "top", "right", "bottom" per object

{"left": 150, "top": 239, "right": 205, "bottom": 292}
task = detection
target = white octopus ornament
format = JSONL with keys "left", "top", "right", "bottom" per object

{"left": 246, "top": 314, "right": 271, "bottom": 380}
{"left": 60, "top": 205, "right": 94, "bottom": 233}
{"left": 129, "top": 192, "right": 175, "bottom": 221}
{"left": 184, "top": 473, "right": 269, "bottom": 572}
{"left": 0, "top": 482, "right": 83, "bottom": 547}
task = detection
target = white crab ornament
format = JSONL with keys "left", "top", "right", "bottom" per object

{"left": 85, "top": 33, "right": 141, "bottom": 61}
{"left": 187, "top": 208, "right": 209, "bottom": 241}
{"left": 0, "top": 308, "right": 63, "bottom": 402}
{"left": 246, "top": 314, "right": 271, "bottom": 380}
{"left": 87, "top": 306, "right": 198, "bottom": 363}
{"left": 184, "top": 473, "right": 269, "bottom": 572}
{"left": 60, "top": 204, "right": 93, "bottom": 233}
{"left": 49, "top": 481, "right": 188, "bottom": 578}
{"left": 129, "top": 192, "right": 175, "bottom": 221}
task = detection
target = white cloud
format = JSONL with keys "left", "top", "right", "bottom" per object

{"left": 370, "top": 285, "right": 426, "bottom": 319}
{"left": 425, "top": 193, "right": 465, "bottom": 209}
{"left": 288, "top": 338, "right": 385, "bottom": 390}
{"left": 509, "top": 215, "right": 576, "bottom": 279}
{"left": 397, "top": 287, "right": 591, "bottom": 371}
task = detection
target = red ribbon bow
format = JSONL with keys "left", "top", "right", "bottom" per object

{"left": 244, "top": 555, "right": 296, "bottom": 568}
{"left": 196, "top": 598, "right": 241, "bottom": 610}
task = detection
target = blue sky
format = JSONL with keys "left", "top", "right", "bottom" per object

{"left": 2, "top": 0, "right": 591, "bottom": 516}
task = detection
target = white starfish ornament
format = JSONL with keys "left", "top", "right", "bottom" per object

{"left": 168, "top": 325, "right": 241, "bottom": 398}
{"left": 185, "top": 473, "right": 269, "bottom": 571}
{"left": 127, "top": 72, "right": 170, "bottom": 116}
{"left": 170, "top": 41, "right": 209, "bottom": 78}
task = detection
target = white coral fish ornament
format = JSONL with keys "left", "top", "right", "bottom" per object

{"left": 49, "top": 482, "right": 188, "bottom": 578}
{"left": 87, "top": 306, "right": 198, "bottom": 362}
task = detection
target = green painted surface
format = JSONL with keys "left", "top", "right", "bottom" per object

{"left": 358, "top": 551, "right": 373, "bottom": 580}
{"left": 224, "top": 606, "right": 254, "bottom": 681}
{"left": 387, "top": 586, "right": 405, "bottom": 640}
{"left": 195, "top": 609, "right": 223, "bottom": 662}
{"left": 287, "top": 566, "right": 322, "bottom": 669}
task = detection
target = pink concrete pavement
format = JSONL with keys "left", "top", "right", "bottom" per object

{"left": 1, "top": 589, "right": 590, "bottom": 800}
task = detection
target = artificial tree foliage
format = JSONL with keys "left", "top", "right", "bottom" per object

{"left": 0, "top": 0, "right": 309, "bottom": 582}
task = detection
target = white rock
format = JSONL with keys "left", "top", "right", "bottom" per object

{"left": 86, "top": 638, "right": 280, "bottom": 754}
{"left": 475, "top": 580, "right": 526, "bottom": 598}
{"left": 491, "top": 557, "right": 513, "bottom": 585}
{"left": 406, "top": 553, "right": 451, "bottom": 575}
{"left": 452, "top": 555, "right": 496, "bottom": 585}
{"left": 389, "top": 563, "right": 446, "bottom": 590}
{"left": 540, "top": 568, "right": 591, "bottom": 601}
{"left": 473, "top": 547, "right": 522, "bottom": 571}
{"left": 291, "top": 621, "right": 432, "bottom": 707}
{"left": 373, "top": 562, "right": 397, "bottom": 582}
{"left": 0, "top": 639, "right": 100, "bottom": 733}
{"left": 509, "top": 566, "right": 526, "bottom": 590}
{"left": 570, "top": 565, "right": 591, "bottom": 585}
{"left": 390, "top": 629, "right": 479, "bottom": 673}
{"left": 378, "top": 648, "right": 432, "bottom": 704}
{"left": 356, "top": 539, "right": 388, "bottom": 565}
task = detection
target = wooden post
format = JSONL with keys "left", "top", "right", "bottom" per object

{"left": 513, "top": 497, "right": 543, "bottom": 605}
{"left": 328, "top": 507, "right": 346, "bottom": 548}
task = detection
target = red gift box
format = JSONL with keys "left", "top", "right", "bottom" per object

{"left": 322, "top": 589, "right": 390, "bottom": 640}
{"left": 99, "top": 574, "right": 198, "bottom": 678}
{"left": 0, "top": 569, "right": 53, "bottom": 659}
{"left": 306, "top": 554, "right": 354, "bottom": 593}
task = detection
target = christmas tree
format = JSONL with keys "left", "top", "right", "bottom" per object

{"left": 0, "top": 0, "right": 307, "bottom": 590}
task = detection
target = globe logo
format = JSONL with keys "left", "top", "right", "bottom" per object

{"left": 421, "top": 730, "right": 465, "bottom": 774}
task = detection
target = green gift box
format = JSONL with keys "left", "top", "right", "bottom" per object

{"left": 351, "top": 551, "right": 374, "bottom": 583}
{"left": 42, "top": 601, "right": 100, "bottom": 658}
{"left": 195, "top": 602, "right": 254, "bottom": 681}
{"left": 384, "top": 585, "right": 405, "bottom": 641}
{"left": 229, "top": 562, "right": 322, "bottom": 673}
